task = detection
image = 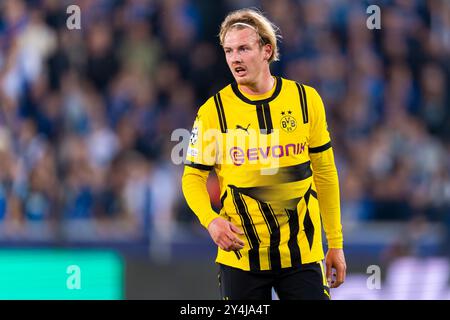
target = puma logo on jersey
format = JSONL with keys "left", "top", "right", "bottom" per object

{"left": 236, "top": 124, "right": 250, "bottom": 134}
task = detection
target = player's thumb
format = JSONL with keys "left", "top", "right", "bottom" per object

{"left": 229, "top": 223, "right": 244, "bottom": 235}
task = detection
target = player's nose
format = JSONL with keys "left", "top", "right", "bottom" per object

{"left": 230, "top": 51, "right": 242, "bottom": 64}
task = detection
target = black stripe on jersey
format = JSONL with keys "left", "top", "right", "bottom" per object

{"left": 258, "top": 161, "right": 312, "bottom": 184}
{"left": 214, "top": 93, "right": 228, "bottom": 133}
{"left": 263, "top": 103, "right": 274, "bottom": 134}
{"left": 185, "top": 162, "right": 214, "bottom": 171}
{"left": 296, "top": 83, "right": 309, "bottom": 124}
{"left": 300, "top": 84, "right": 309, "bottom": 124}
{"left": 276, "top": 161, "right": 312, "bottom": 182}
{"left": 231, "top": 76, "right": 282, "bottom": 105}
{"left": 285, "top": 208, "right": 302, "bottom": 267}
{"left": 232, "top": 161, "right": 313, "bottom": 200}
{"left": 231, "top": 188, "right": 261, "bottom": 271}
{"left": 311, "top": 189, "right": 318, "bottom": 199}
{"left": 217, "top": 93, "right": 228, "bottom": 131}
{"left": 256, "top": 103, "right": 274, "bottom": 134}
{"left": 303, "top": 209, "right": 314, "bottom": 250}
{"left": 304, "top": 185, "right": 311, "bottom": 205}
{"left": 234, "top": 251, "right": 242, "bottom": 260}
{"left": 303, "top": 186, "right": 315, "bottom": 250}
{"left": 257, "top": 201, "right": 281, "bottom": 270}
{"left": 309, "top": 141, "right": 332, "bottom": 153}
{"left": 256, "top": 104, "right": 267, "bottom": 134}
{"left": 220, "top": 191, "right": 228, "bottom": 208}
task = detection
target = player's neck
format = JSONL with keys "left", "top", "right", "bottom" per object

{"left": 239, "top": 72, "right": 275, "bottom": 96}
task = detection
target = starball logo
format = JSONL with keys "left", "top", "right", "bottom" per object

{"left": 230, "top": 143, "right": 306, "bottom": 166}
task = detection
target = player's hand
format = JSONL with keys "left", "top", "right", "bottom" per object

{"left": 207, "top": 217, "right": 245, "bottom": 252}
{"left": 325, "top": 248, "right": 346, "bottom": 288}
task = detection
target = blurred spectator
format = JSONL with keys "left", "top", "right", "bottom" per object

{"left": 0, "top": 0, "right": 448, "bottom": 256}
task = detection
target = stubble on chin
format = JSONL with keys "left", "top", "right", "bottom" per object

{"left": 235, "top": 76, "right": 251, "bottom": 86}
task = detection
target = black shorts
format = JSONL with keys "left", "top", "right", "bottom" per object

{"left": 218, "top": 262, "right": 330, "bottom": 300}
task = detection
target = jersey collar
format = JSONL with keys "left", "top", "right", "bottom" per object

{"left": 231, "top": 76, "right": 282, "bottom": 105}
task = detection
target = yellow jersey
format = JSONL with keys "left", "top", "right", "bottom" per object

{"left": 182, "top": 76, "right": 343, "bottom": 271}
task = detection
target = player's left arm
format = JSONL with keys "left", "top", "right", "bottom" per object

{"left": 307, "top": 87, "right": 346, "bottom": 288}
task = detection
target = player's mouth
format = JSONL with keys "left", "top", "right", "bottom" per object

{"left": 234, "top": 66, "right": 247, "bottom": 77}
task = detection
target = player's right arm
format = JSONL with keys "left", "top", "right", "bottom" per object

{"left": 181, "top": 99, "right": 244, "bottom": 251}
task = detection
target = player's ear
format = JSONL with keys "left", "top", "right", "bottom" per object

{"left": 263, "top": 44, "right": 273, "bottom": 61}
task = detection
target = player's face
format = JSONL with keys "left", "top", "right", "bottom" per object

{"left": 223, "top": 28, "right": 270, "bottom": 86}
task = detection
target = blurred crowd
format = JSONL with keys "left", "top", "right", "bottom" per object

{"left": 0, "top": 0, "right": 449, "bottom": 250}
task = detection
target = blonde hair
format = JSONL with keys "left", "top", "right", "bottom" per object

{"left": 219, "top": 8, "right": 281, "bottom": 63}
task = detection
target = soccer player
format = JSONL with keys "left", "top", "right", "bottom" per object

{"left": 182, "top": 8, "right": 346, "bottom": 300}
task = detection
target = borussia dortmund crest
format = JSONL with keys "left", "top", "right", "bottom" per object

{"left": 280, "top": 110, "right": 297, "bottom": 132}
